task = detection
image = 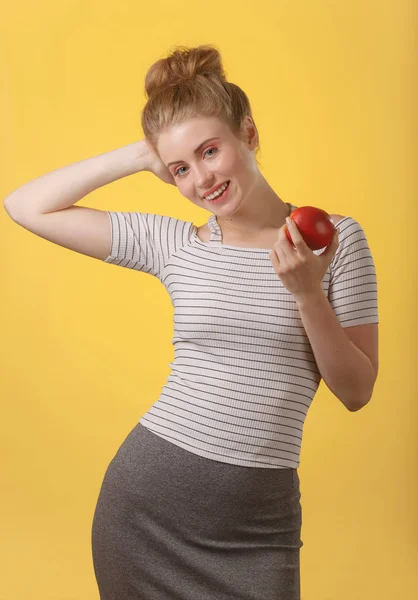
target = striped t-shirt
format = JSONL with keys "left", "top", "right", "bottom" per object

{"left": 103, "top": 202, "right": 379, "bottom": 469}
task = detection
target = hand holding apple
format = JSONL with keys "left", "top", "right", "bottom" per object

{"left": 269, "top": 206, "right": 340, "bottom": 300}
{"left": 285, "top": 206, "right": 335, "bottom": 250}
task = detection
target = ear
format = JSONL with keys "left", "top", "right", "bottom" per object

{"left": 241, "top": 115, "right": 258, "bottom": 150}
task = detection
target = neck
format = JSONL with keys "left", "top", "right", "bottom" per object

{"left": 217, "top": 174, "right": 290, "bottom": 236}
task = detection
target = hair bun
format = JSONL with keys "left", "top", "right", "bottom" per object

{"left": 144, "top": 44, "right": 227, "bottom": 98}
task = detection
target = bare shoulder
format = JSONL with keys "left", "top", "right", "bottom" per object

{"left": 195, "top": 223, "right": 211, "bottom": 242}
{"left": 329, "top": 214, "right": 345, "bottom": 226}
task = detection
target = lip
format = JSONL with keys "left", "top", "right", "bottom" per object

{"left": 200, "top": 180, "right": 230, "bottom": 199}
{"left": 206, "top": 180, "right": 231, "bottom": 204}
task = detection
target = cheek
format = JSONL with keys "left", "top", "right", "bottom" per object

{"left": 227, "top": 153, "right": 245, "bottom": 174}
{"left": 179, "top": 183, "right": 200, "bottom": 203}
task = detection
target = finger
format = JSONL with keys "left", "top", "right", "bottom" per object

{"left": 269, "top": 247, "right": 281, "bottom": 271}
{"left": 285, "top": 218, "right": 309, "bottom": 256}
{"left": 277, "top": 224, "right": 296, "bottom": 262}
{"left": 272, "top": 236, "right": 290, "bottom": 267}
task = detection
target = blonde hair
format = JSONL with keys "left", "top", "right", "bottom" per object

{"left": 140, "top": 44, "right": 261, "bottom": 165}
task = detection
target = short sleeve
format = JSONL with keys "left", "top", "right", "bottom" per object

{"left": 328, "top": 217, "right": 379, "bottom": 328}
{"left": 103, "top": 211, "right": 194, "bottom": 280}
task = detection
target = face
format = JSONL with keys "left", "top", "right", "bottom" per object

{"left": 156, "top": 115, "right": 259, "bottom": 211}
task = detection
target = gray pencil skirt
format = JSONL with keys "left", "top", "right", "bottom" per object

{"left": 91, "top": 423, "right": 303, "bottom": 600}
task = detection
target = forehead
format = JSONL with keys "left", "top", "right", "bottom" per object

{"left": 157, "top": 117, "right": 231, "bottom": 157}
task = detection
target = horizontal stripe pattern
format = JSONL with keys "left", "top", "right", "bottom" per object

{"left": 104, "top": 204, "right": 378, "bottom": 468}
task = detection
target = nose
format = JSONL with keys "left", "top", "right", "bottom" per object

{"left": 195, "top": 166, "right": 215, "bottom": 196}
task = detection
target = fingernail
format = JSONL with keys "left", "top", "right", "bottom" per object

{"left": 286, "top": 217, "right": 291, "bottom": 225}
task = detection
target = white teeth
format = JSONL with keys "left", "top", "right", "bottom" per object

{"left": 203, "top": 181, "right": 229, "bottom": 201}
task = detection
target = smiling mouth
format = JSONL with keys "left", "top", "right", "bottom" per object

{"left": 203, "top": 181, "right": 230, "bottom": 201}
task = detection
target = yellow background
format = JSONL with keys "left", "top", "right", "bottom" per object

{"left": 1, "top": 1, "right": 417, "bottom": 598}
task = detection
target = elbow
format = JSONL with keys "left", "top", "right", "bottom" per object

{"left": 4, "top": 197, "right": 13, "bottom": 218}
{"left": 344, "top": 368, "right": 378, "bottom": 412}
{"left": 345, "top": 385, "right": 375, "bottom": 412}
{"left": 332, "top": 382, "right": 373, "bottom": 412}
{"left": 346, "top": 400, "right": 369, "bottom": 412}
{"left": 4, "top": 195, "right": 19, "bottom": 221}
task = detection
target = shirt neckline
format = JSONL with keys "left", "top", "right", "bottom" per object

{"left": 192, "top": 202, "right": 298, "bottom": 252}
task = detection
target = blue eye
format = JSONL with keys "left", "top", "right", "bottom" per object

{"left": 174, "top": 147, "right": 218, "bottom": 177}
{"left": 205, "top": 147, "right": 218, "bottom": 157}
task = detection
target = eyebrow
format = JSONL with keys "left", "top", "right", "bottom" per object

{"left": 167, "top": 137, "right": 221, "bottom": 167}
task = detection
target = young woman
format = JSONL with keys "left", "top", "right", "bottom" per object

{"left": 4, "top": 44, "right": 379, "bottom": 600}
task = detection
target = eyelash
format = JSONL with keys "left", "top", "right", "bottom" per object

{"left": 174, "top": 147, "right": 218, "bottom": 177}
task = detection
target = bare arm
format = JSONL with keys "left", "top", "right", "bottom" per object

{"left": 4, "top": 141, "right": 151, "bottom": 219}
{"left": 3, "top": 140, "right": 175, "bottom": 261}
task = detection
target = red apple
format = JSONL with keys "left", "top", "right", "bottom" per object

{"left": 285, "top": 206, "right": 335, "bottom": 251}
